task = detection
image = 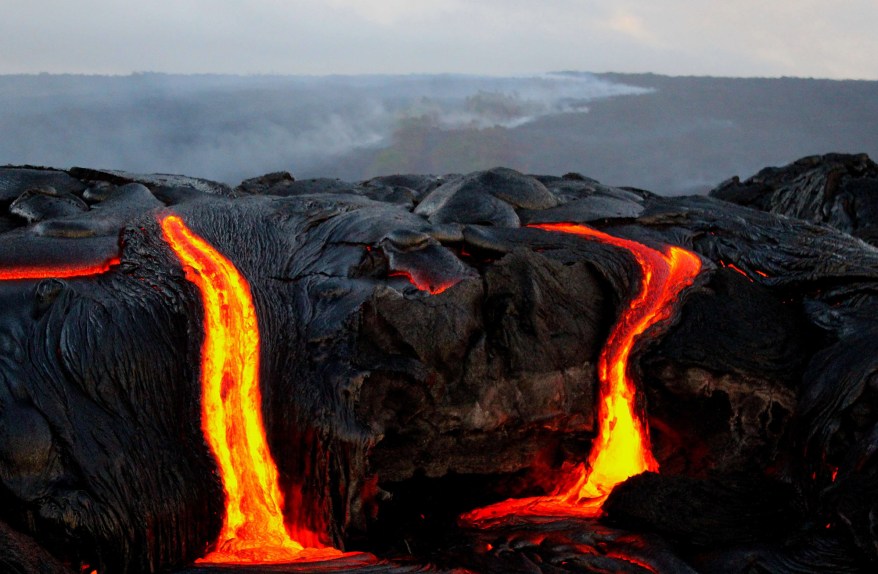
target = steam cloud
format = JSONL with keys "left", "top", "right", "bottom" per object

{"left": 0, "top": 73, "right": 647, "bottom": 184}
{"left": 3, "top": 73, "right": 877, "bottom": 194}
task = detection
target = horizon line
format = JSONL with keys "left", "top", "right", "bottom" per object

{"left": 0, "top": 70, "right": 875, "bottom": 83}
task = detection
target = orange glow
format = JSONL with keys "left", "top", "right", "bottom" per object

{"left": 607, "top": 553, "right": 659, "bottom": 574}
{"left": 388, "top": 269, "right": 458, "bottom": 295}
{"left": 160, "top": 215, "right": 340, "bottom": 564}
{"left": 719, "top": 261, "right": 754, "bottom": 282}
{"left": 464, "top": 223, "right": 702, "bottom": 523}
{"left": 0, "top": 257, "right": 120, "bottom": 280}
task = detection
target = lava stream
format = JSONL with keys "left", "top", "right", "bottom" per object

{"left": 0, "top": 258, "right": 120, "bottom": 281}
{"left": 463, "top": 222, "right": 702, "bottom": 523}
{"left": 160, "top": 215, "right": 339, "bottom": 563}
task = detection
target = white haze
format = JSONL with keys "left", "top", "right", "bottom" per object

{"left": 0, "top": 73, "right": 647, "bottom": 183}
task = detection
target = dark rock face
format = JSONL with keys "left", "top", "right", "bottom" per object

{"left": 0, "top": 167, "right": 86, "bottom": 206}
{"left": 415, "top": 167, "right": 558, "bottom": 226}
{"left": 0, "top": 158, "right": 876, "bottom": 573}
{"left": 67, "top": 166, "right": 234, "bottom": 197}
{"left": 236, "top": 171, "right": 296, "bottom": 195}
{"left": 357, "top": 247, "right": 606, "bottom": 482}
{"left": 603, "top": 472, "right": 803, "bottom": 548}
{"left": 9, "top": 186, "right": 88, "bottom": 224}
{"left": 711, "top": 153, "right": 878, "bottom": 244}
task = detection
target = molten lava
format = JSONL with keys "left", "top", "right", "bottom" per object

{"left": 0, "top": 258, "right": 120, "bottom": 281}
{"left": 719, "top": 260, "right": 755, "bottom": 282}
{"left": 160, "top": 215, "right": 339, "bottom": 563}
{"left": 388, "top": 269, "right": 457, "bottom": 295}
{"left": 464, "top": 222, "right": 702, "bottom": 523}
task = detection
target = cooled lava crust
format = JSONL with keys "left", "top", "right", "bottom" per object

{"left": 1, "top": 156, "right": 877, "bottom": 573}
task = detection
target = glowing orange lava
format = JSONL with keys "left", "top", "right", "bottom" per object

{"left": 160, "top": 215, "right": 340, "bottom": 563}
{"left": 463, "top": 222, "right": 702, "bottom": 523}
{"left": 0, "top": 257, "right": 120, "bottom": 281}
{"left": 719, "top": 260, "right": 754, "bottom": 282}
{"left": 388, "top": 269, "right": 457, "bottom": 294}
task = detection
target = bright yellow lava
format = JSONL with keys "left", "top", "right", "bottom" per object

{"left": 160, "top": 215, "right": 338, "bottom": 563}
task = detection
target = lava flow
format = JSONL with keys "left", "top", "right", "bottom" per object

{"left": 0, "top": 257, "right": 120, "bottom": 281}
{"left": 463, "top": 222, "right": 702, "bottom": 523}
{"left": 160, "top": 215, "right": 340, "bottom": 563}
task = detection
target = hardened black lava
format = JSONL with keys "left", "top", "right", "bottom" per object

{"left": 0, "top": 157, "right": 876, "bottom": 573}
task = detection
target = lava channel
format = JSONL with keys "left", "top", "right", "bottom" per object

{"left": 160, "top": 215, "right": 342, "bottom": 564}
{"left": 463, "top": 222, "right": 702, "bottom": 524}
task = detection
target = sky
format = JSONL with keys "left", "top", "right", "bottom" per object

{"left": 2, "top": 0, "right": 877, "bottom": 79}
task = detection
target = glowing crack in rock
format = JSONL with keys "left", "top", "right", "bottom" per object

{"left": 463, "top": 222, "right": 702, "bottom": 523}
{"left": 388, "top": 269, "right": 457, "bottom": 294}
{"left": 160, "top": 215, "right": 341, "bottom": 563}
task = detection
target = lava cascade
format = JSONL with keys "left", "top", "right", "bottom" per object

{"left": 160, "top": 215, "right": 339, "bottom": 563}
{"left": 464, "top": 222, "right": 702, "bottom": 522}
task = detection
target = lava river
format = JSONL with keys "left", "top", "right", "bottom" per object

{"left": 463, "top": 222, "right": 702, "bottom": 523}
{"left": 160, "top": 215, "right": 341, "bottom": 564}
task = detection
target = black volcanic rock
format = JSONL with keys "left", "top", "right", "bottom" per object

{"left": 0, "top": 157, "right": 877, "bottom": 573}
{"left": 32, "top": 183, "right": 163, "bottom": 238}
{"left": 603, "top": 472, "right": 802, "bottom": 547}
{"left": 261, "top": 177, "right": 353, "bottom": 196}
{"left": 9, "top": 186, "right": 88, "bottom": 223}
{"left": 364, "top": 173, "right": 447, "bottom": 200}
{"left": 710, "top": 153, "right": 878, "bottom": 244}
{"left": 67, "top": 166, "right": 234, "bottom": 196}
{"left": 236, "top": 170, "right": 296, "bottom": 194}
{"left": 0, "top": 519, "right": 69, "bottom": 574}
{"left": 415, "top": 167, "right": 557, "bottom": 226}
{"left": 0, "top": 167, "right": 86, "bottom": 206}
{"left": 642, "top": 268, "right": 810, "bottom": 478}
